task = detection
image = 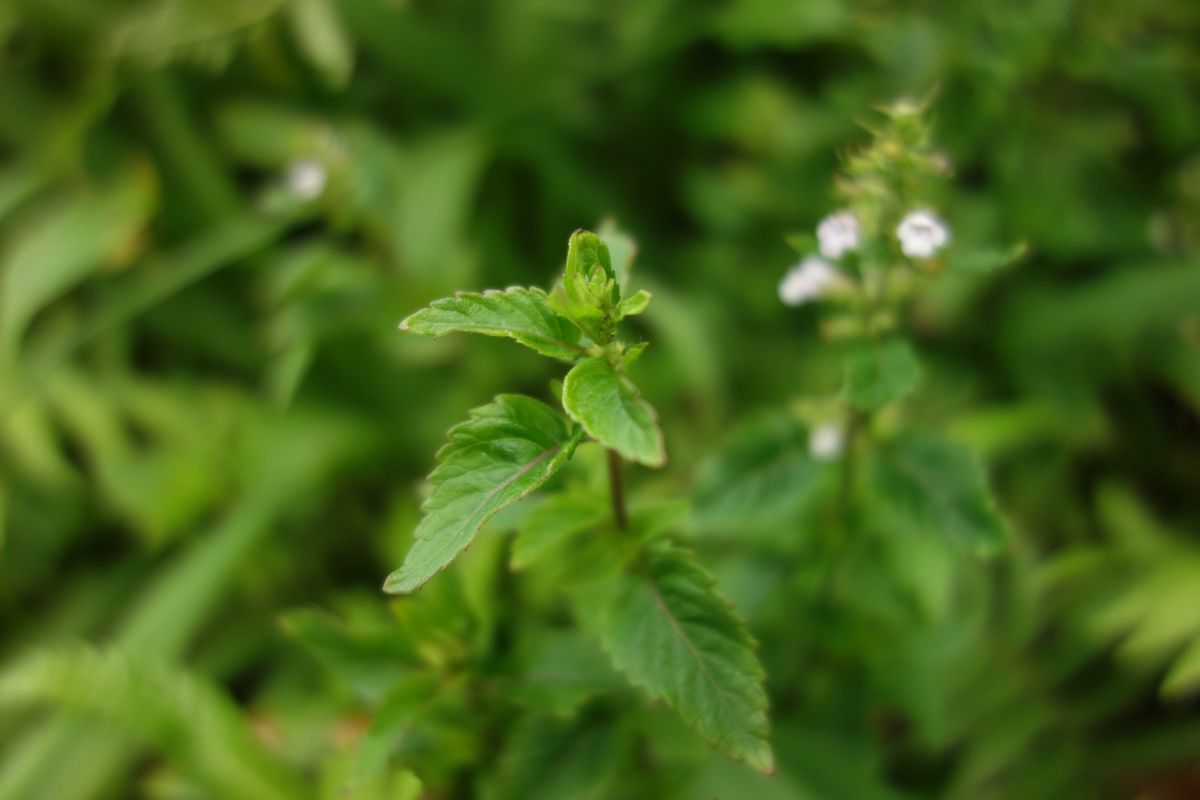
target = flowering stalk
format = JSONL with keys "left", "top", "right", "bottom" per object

{"left": 776, "top": 98, "right": 1015, "bottom": 557}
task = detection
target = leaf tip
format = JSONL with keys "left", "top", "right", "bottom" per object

{"left": 381, "top": 569, "right": 417, "bottom": 595}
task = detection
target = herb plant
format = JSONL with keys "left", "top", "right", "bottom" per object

{"left": 386, "top": 229, "right": 774, "bottom": 773}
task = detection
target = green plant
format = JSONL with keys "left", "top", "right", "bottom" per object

{"left": 385, "top": 228, "right": 774, "bottom": 773}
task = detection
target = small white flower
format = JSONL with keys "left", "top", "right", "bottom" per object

{"left": 809, "top": 422, "right": 845, "bottom": 461}
{"left": 896, "top": 209, "right": 950, "bottom": 259}
{"left": 816, "top": 210, "right": 861, "bottom": 259}
{"left": 285, "top": 159, "right": 327, "bottom": 200}
{"left": 778, "top": 256, "right": 841, "bottom": 307}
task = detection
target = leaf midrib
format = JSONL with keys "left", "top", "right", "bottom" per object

{"left": 642, "top": 571, "right": 734, "bottom": 734}
{"left": 423, "top": 442, "right": 563, "bottom": 539}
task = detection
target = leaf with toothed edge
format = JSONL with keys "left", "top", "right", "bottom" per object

{"left": 575, "top": 542, "right": 775, "bottom": 774}
{"left": 383, "top": 395, "right": 583, "bottom": 594}
{"left": 399, "top": 287, "right": 588, "bottom": 363}
{"left": 562, "top": 356, "right": 665, "bottom": 467}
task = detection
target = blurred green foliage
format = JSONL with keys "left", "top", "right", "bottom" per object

{"left": 0, "top": 0, "right": 1198, "bottom": 798}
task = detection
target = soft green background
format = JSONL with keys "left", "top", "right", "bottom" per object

{"left": 1, "top": 1, "right": 1198, "bottom": 798}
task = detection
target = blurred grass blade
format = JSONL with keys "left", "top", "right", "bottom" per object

{"left": 0, "top": 645, "right": 307, "bottom": 800}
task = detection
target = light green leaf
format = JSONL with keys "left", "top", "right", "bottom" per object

{"left": 287, "top": 0, "right": 355, "bottom": 89}
{"left": 1163, "top": 638, "right": 1200, "bottom": 698}
{"left": 511, "top": 491, "right": 608, "bottom": 570}
{"left": 578, "top": 543, "right": 774, "bottom": 773}
{"left": 870, "top": 432, "right": 1009, "bottom": 555}
{"left": 384, "top": 395, "right": 582, "bottom": 593}
{"left": 565, "top": 229, "right": 614, "bottom": 286}
{"left": 598, "top": 219, "right": 637, "bottom": 290}
{"left": 556, "top": 230, "right": 620, "bottom": 343}
{"left": 616, "top": 289, "right": 652, "bottom": 318}
{"left": 562, "top": 357, "right": 665, "bottom": 468}
{"left": 621, "top": 341, "right": 649, "bottom": 369}
{"left": 1, "top": 165, "right": 155, "bottom": 350}
{"left": 399, "top": 287, "right": 588, "bottom": 362}
{"left": 691, "top": 413, "right": 827, "bottom": 532}
{"left": 842, "top": 338, "right": 919, "bottom": 410}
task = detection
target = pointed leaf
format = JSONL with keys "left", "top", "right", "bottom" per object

{"left": 562, "top": 357, "right": 665, "bottom": 467}
{"left": 842, "top": 338, "right": 919, "bottom": 410}
{"left": 384, "top": 395, "right": 582, "bottom": 593}
{"left": 399, "top": 287, "right": 587, "bottom": 363}
{"left": 578, "top": 543, "right": 774, "bottom": 773}
{"left": 565, "top": 229, "right": 614, "bottom": 285}
{"left": 870, "top": 432, "right": 1008, "bottom": 555}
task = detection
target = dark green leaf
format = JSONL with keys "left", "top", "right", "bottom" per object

{"left": 384, "top": 395, "right": 582, "bottom": 593}
{"left": 842, "top": 338, "right": 920, "bottom": 410}
{"left": 870, "top": 432, "right": 1008, "bottom": 555}
{"left": 946, "top": 242, "right": 1026, "bottom": 274}
{"left": 578, "top": 543, "right": 774, "bottom": 773}
{"left": 399, "top": 287, "right": 587, "bottom": 363}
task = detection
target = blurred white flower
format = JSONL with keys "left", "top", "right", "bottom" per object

{"left": 778, "top": 256, "right": 842, "bottom": 307}
{"left": 896, "top": 209, "right": 950, "bottom": 258}
{"left": 817, "top": 210, "right": 861, "bottom": 259}
{"left": 285, "top": 159, "right": 327, "bottom": 200}
{"left": 809, "top": 422, "right": 845, "bottom": 461}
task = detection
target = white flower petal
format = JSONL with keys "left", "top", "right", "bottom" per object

{"left": 285, "top": 159, "right": 327, "bottom": 200}
{"left": 817, "top": 210, "right": 861, "bottom": 260}
{"left": 896, "top": 209, "right": 950, "bottom": 259}
{"left": 809, "top": 422, "right": 845, "bottom": 460}
{"left": 778, "top": 256, "right": 841, "bottom": 307}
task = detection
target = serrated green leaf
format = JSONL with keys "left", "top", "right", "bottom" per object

{"left": 399, "top": 287, "right": 587, "bottom": 363}
{"left": 691, "top": 414, "right": 827, "bottom": 532}
{"left": 870, "top": 432, "right": 1008, "bottom": 555}
{"left": 842, "top": 338, "right": 919, "bottom": 410}
{"left": 511, "top": 491, "right": 608, "bottom": 570}
{"left": 578, "top": 543, "right": 774, "bottom": 773}
{"left": 562, "top": 357, "right": 665, "bottom": 468}
{"left": 384, "top": 395, "right": 582, "bottom": 593}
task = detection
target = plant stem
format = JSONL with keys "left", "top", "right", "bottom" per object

{"left": 836, "top": 407, "right": 862, "bottom": 529}
{"left": 606, "top": 448, "right": 628, "bottom": 530}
